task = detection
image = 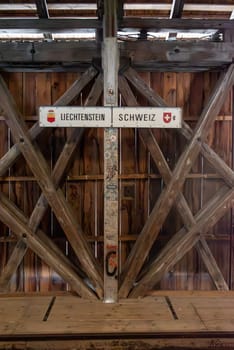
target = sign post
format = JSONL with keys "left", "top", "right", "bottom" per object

{"left": 102, "top": 0, "right": 119, "bottom": 303}
{"left": 39, "top": 105, "right": 182, "bottom": 301}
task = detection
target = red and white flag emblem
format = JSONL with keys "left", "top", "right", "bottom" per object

{"left": 163, "top": 112, "right": 172, "bottom": 123}
{"left": 47, "top": 109, "right": 55, "bottom": 123}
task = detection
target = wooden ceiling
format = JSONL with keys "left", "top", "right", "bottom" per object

{"left": 0, "top": 1, "right": 233, "bottom": 19}
{"left": 0, "top": 1, "right": 233, "bottom": 71}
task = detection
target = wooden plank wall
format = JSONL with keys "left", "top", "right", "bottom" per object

{"left": 0, "top": 70, "right": 232, "bottom": 293}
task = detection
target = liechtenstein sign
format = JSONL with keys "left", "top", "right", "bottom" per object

{"left": 39, "top": 106, "right": 182, "bottom": 128}
{"left": 39, "top": 106, "right": 112, "bottom": 128}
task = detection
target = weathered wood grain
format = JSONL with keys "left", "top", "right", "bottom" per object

{"left": 130, "top": 186, "right": 234, "bottom": 297}
{"left": 0, "top": 192, "right": 95, "bottom": 298}
{"left": 2, "top": 292, "right": 234, "bottom": 348}
{"left": 195, "top": 237, "right": 229, "bottom": 290}
{"left": 170, "top": 0, "right": 185, "bottom": 18}
{"left": 0, "top": 240, "right": 27, "bottom": 291}
{"left": 0, "top": 66, "right": 98, "bottom": 176}
{"left": 120, "top": 18, "right": 234, "bottom": 30}
{"left": 0, "top": 42, "right": 233, "bottom": 72}
{"left": 119, "top": 64, "right": 234, "bottom": 297}
{"left": 0, "top": 187, "right": 87, "bottom": 290}
{"left": 119, "top": 75, "right": 228, "bottom": 291}
{"left": 0, "top": 74, "right": 103, "bottom": 298}
{"left": 35, "top": 0, "right": 49, "bottom": 18}
{"left": 0, "top": 18, "right": 101, "bottom": 31}
{"left": 0, "top": 73, "right": 104, "bottom": 296}
{"left": 124, "top": 67, "right": 234, "bottom": 187}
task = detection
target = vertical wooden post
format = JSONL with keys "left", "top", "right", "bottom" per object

{"left": 103, "top": 0, "right": 119, "bottom": 302}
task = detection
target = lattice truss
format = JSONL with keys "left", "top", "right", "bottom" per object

{"left": 0, "top": 62, "right": 233, "bottom": 299}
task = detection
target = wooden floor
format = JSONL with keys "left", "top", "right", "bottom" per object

{"left": 1, "top": 291, "right": 234, "bottom": 349}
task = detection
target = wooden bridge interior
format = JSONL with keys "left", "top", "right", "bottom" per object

{"left": 0, "top": 0, "right": 233, "bottom": 349}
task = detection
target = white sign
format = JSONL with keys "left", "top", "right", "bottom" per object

{"left": 112, "top": 107, "right": 181, "bottom": 128}
{"left": 39, "top": 106, "right": 182, "bottom": 128}
{"left": 39, "top": 106, "right": 112, "bottom": 128}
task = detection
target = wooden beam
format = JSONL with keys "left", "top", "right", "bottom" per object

{"left": 0, "top": 19, "right": 101, "bottom": 32}
{"left": 0, "top": 74, "right": 103, "bottom": 293}
{"left": 118, "top": 75, "right": 228, "bottom": 291}
{"left": 170, "top": 0, "right": 184, "bottom": 18}
{"left": 103, "top": 0, "right": 119, "bottom": 303}
{"left": 0, "top": 192, "right": 96, "bottom": 299}
{"left": 123, "top": 67, "right": 234, "bottom": 188}
{"left": 0, "top": 65, "right": 98, "bottom": 177}
{"left": 0, "top": 240, "right": 27, "bottom": 291}
{"left": 0, "top": 3, "right": 97, "bottom": 11}
{"left": 0, "top": 18, "right": 232, "bottom": 33}
{"left": 195, "top": 237, "right": 229, "bottom": 290}
{"left": 96, "top": 0, "right": 104, "bottom": 41}
{"left": 224, "top": 29, "right": 234, "bottom": 42}
{"left": 97, "top": 0, "right": 104, "bottom": 19}
{"left": 123, "top": 4, "right": 234, "bottom": 13}
{"left": 0, "top": 75, "right": 104, "bottom": 298}
{"left": 120, "top": 18, "right": 234, "bottom": 31}
{"left": 0, "top": 3, "right": 233, "bottom": 13}
{"left": 0, "top": 42, "right": 233, "bottom": 72}
{"left": 0, "top": 129, "right": 83, "bottom": 290}
{"left": 168, "top": 0, "right": 185, "bottom": 40}
{"left": 117, "top": 0, "right": 124, "bottom": 22}
{"left": 119, "top": 64, "right": 234, "bottom": 298}
{"left": 35, "top": 0, "right": 49, "bottom": 18}
{"left": 130, "top": 186, "right": 234, "bottom": 297}
{"left": 121, "top": 41, "right": 234, "bottom": 66}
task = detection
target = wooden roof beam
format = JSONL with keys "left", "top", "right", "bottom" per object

{"left": 0, "top": 3, "right": 233, "bottom": 13}
{"left": 120, "top": 18, "right": 234, "bottom": 31}
{"left": 120, "top": 41, "right": 234, "bottom": 68}
{"left": 168, "top": 0, "right": 185, "bottom": 40}
{"left": 0, "top": 127, "right": 84, "bottom": 292}
{"left": 0, "top": 18, "right": 232, "bottom": 32}
{"left": 123, "top": 4, "right": 234, "bottom": 13}
{"left": 0, "top": 19, "right": 101, "bottom": 32}
{"left": 35, "top": 0, "right": 49, "bottom": 19}
{"left": 0, "top": 3, "right": 97, "bottom": 11}
{"left": 170, "top": 0, "right": 184, "bottom": 18}
{"left": 0, "top": 41, "right": 233, "bottom": 72}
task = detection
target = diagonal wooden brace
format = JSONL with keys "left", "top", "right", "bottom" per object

{"left": 0, "top": 73, "right": 104, "bottom": 297}
{"left": 119, "top": 64, "right": 234, "bottom": 297}
{"left": 123, "top": 67, "right": 234, "bottom": 188}
{"left": 0, "top": 65, "right": 98, "bottom": 177}
{"left": 130, "top": 185, "right": 234, "bottom": 297}
{"left": 139, "top": 129, "right": 229, "bottom": 291}
{"left": 119, "top": 75, "right": 229, "bottom": 291}
{"left": 0, "top": 192, "right": 96, "bottom": 299}
{"left": 0, "top": 74, "right": 104, "bottom": 298}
